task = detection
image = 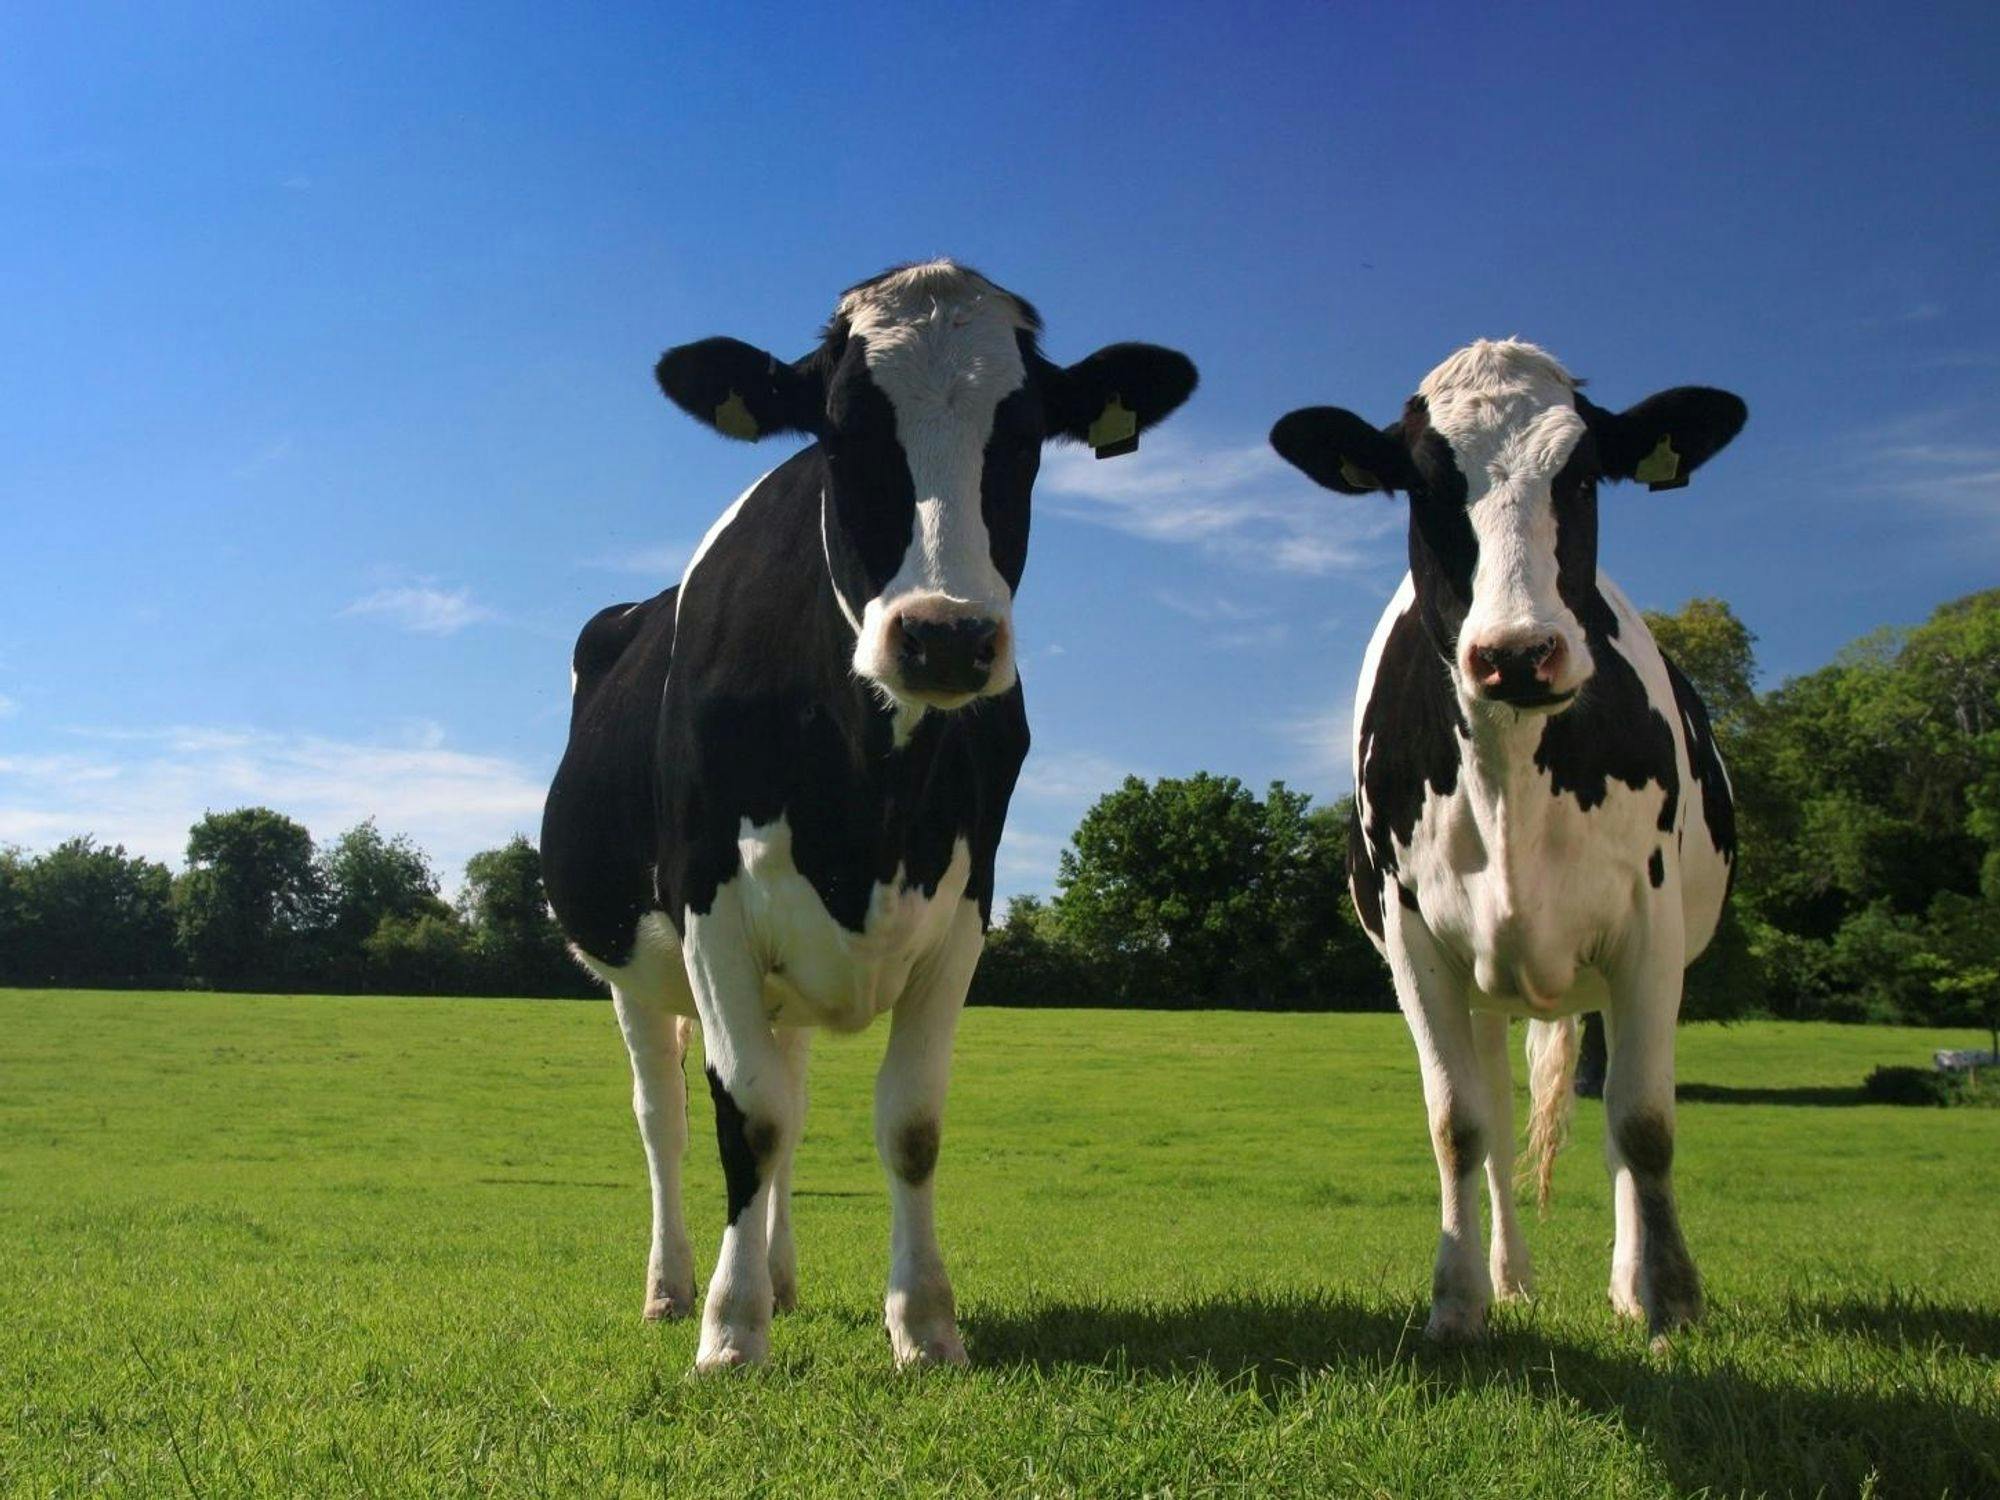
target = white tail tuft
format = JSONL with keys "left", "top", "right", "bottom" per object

{"left": 1523, "top": 1016, "right": 1580, "bottom": 1215}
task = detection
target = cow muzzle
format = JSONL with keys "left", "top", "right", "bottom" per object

{"left": 874, "top": 598, "right": 1013, "bottom": 709}
{"left": 1462, "top": 630, "right": 1586, "bottom": 710}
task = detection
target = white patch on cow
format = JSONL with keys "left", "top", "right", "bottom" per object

{"left": 1418, "top": 340, "right": 1592, "bottom": 697}
{"left": 711, "top": 815, "right": 975, "bottom": 1034}
{"left": 840, "top": 263, "right": 1030, "bottom": 701}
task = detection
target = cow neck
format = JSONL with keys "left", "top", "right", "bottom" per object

{"left": 815, "top": 482, "right": 933, "bottom": 757}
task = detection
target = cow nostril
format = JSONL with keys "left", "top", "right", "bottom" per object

{"left": 1467, "top": 644, "right": 1500, "bottom": 684}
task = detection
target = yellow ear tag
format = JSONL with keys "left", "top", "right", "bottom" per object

{"left": 1338, "top": 458, "right": 1381, "bottom": 490}
{"left": 1634, "top": 434, "right": 1686, "bottom": 491}
{"left": 1088, "top": 396, "right": 1140, "bottom": 459}
{"left": 713, "top": 390, "right": 759, "bottom": 440}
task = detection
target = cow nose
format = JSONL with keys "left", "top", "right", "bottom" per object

{"left": 1466, "top": 635, "right": 1568, "bottom": 700}
{"left": 895, "top": 615, "right": 1001, "bottom": 697}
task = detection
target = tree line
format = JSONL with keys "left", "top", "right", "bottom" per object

{"left": 5, "top": 589, "right": 1995, "bottom": 1025}
{"left": 0, "top": 812, "right": 593, "bottom": 997}
{"left": 972, "top": 589, "right": 2000, "bottom": 1029}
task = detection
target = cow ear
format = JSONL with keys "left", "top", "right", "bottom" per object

{"left": 1269, "top": 406, "right": 1417, "bottom": 495}
{"left": 1586, "top": 387, "right": 1747, "bottom": 492}
{"left": 1042, "top": 343, "right": 1198, "bottom": 458}
{"left": 654, "top": 337, "right": 822, "bottom": 442}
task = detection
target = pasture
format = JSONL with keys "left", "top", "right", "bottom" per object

{"left": 2, "top": 990, "right": 1995, "bottom": 1497}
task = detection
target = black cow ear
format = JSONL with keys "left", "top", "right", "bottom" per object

{"left": 1042, "top": 343, "right": 1198, "bottom": 458}
{"left": 1586, "top": 387, "right": 1747, "bottom": 492}
{"left": 654, "top": 337, "right": 822, "bottom": 442}
{"left": 1269, "top": 407, "right": 1417, "bottom": 495}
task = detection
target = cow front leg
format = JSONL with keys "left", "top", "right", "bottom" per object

{"left": 682, "top": 901, "right": 796, "bottom": 1371}
{"left": 611, "top": 987, "right": 695, "bottom": 1321}
{"left": 1604, "top": 939, "right": 1703, "bottom": 1340}
{"left": 1390, "top": 916, "right": 1492, "bottom": 1342}
{"left": 875, "top": 903, "right": 982, "bottom": 1367}
{"left": 1472, "top": 1011, "right": 1533, "bottom": 1300}
{"left": 766, "top": 1026, "right": 812, "bottom": 1314}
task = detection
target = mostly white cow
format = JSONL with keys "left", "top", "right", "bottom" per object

{"left": 542, "top": 261, "right": 1196, "bottom": 1370}
{"left": 1270, "top": 340, "right": 1745, "bottom": 1341}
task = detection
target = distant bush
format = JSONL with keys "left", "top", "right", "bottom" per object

{"left": 1860, "top": 1065, "right": 1978, "bottom": 1107}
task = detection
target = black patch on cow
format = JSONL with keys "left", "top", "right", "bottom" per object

{"left": 706, "top": 1066, "right": 774, "bottom": 1227}
{"left": 1346, "top": 804, "right": 1386, "bottom": 941}
{"left": 891, "top": 1118, "right": 940, "bottom": 1186}
{"left": 1533, "top": 638, "right": 1680, "bottom": 835}
{"left": 1435, "top": 1115, "right": 1484, "bottom": 1181}
{"left": 1661, "top": 654, "right": 1737, "bottom": 865}
{"left": 1397, "top": 882, "right": 1421, "bottom": 912}
{"left": 1351, "top": 605, "right": 1467, "bottom": 908}
{"left": 1648, "top": 848, "right": 1666, "bottom": 888}
{"left": 1617, "top": 1111, "right": 1674, "bottom": 1178}
{"left": 819, "top": 341, "right": 918, "bottom": 600}
{"left": 541, "top": 590, "right": 680, "bottom": 966}
{"left": 1399, "top": 398, "right": 1480, "bottom": 657}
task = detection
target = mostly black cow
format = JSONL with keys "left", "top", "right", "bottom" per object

{"left": 1271, "top": 340, "right": 1745, "bottom": 1341}
{"left": 543, "top": 261, "right": 1196, "bottom": 1369}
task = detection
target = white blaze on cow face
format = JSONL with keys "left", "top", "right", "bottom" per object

{"left": 840, "top": 264, "right": 1031, "bottom": 711}
{"left": 1418, "top": 341, "right": 1594, "bottom": 711}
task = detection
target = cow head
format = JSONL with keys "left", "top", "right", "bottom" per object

{"left": 1270, "top": 340, "right": 1745, "bottom": 714}
{"left": 655, "top": 261, "right": 1197, "bottom": 711}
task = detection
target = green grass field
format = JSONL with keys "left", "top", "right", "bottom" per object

{"left": 2, "top": 990, "right": 1995, "bottom": 1497}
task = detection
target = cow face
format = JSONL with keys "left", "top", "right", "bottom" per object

{"left": 1270, "top": 341, "right": 1745, "bottom": 714}
{"left": 655, "top": 262, "right": 1197, "bottom": 711}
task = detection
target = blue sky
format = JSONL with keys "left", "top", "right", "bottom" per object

{"left": 4, "top": 1, "right": 1997, "bottom": 897}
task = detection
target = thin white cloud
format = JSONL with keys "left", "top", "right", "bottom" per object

{"left": 342, "top": 582, "right": 496, "bottom": 636}
{"left": 1154, "top": 591, "right": 1292, "bottom": 649}
{"left": 0, "top": 694, "right": 15, "bottom": 718}
{"left": 1040, "top": 432, "right": 1398, "bottom": 575}
{"left": 0, "top": 724, "right": 546, "bottom": 882}
{"left": 1278, "top": 705, "right": 1355, "bottom": 790}
{"left": 1852, "top": 408, "right": 2000, "bottom": 537}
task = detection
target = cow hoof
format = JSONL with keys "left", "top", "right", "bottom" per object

{"left": 1491, "top": 1267, "right": 1535, "bottom": 1303}
{"left": 1644, "top": 1292, "right": 1704, "bottom": 1341}
{"left": 1423, "top": 1301, "right": 1488, "bottom": 1344}
{"left": 891, "top": 1327, "right": 968, "bottom": 1369}
{"left": 1608, "top": 1275, "right": 1644, "bottom": 1321}
{"left": 643, "top": 1288, "right": 695, "bottom": 1322}
{"left": 771, "top": 1276, "right": 799, "bottom": 1316}
{"left": 694, "top": 1330, "right": 768, "bottom": 1372}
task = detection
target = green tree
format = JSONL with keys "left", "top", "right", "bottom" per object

{"left": 1644, "top": 596, "right": 1759, "bottom": 740}
{"left": 459, "top": 836, "right": 581, "bottom": 996}
{"left": 3, "top": 838, "right": 177, "bottom": 986}
{"left": 322, "top": 820, "right": 448, "bottom": 952}
{"left": 176, "top": 808, "right": 325, "bottom": 989}
{"left": 1050, "top": 775, "right": 1386, "bottom": 1008}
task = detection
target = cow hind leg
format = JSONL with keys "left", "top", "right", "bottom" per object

{"left": 875, "top": 905, "right": 982, "bottom": 1368}
{"left": 766, "top": 1026, "right": 812, "bottom": 1314}
{"left": 1472, "top": 1012, "right": 1533, "bottom": 1300}
{"left": 1604, "top": 952, "right": 1704, "bottom": 1341}
{"left": 610, "top": 985, "right": 695, "bottom": 1322}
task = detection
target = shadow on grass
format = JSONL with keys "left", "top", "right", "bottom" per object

{"left": 1795, "top": 1291, "right": 2000, "bottom": 1359}
{"left": 1675, "top": 1081, "right": 1866, "bottom": 1106}
{"left": 966, "top": 1292, "right": 1997, "bottom": 1498}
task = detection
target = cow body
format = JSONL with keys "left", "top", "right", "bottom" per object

{"left": 1273, "top": 340, "right": 1745, "bottom": 1342}
{"left": 543, "top": 262, "right": 1194, "bottom": 1369}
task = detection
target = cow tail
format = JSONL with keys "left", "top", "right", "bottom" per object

{"left": 1523, "top": 1016, "right": 1579, "bottom": 1216}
